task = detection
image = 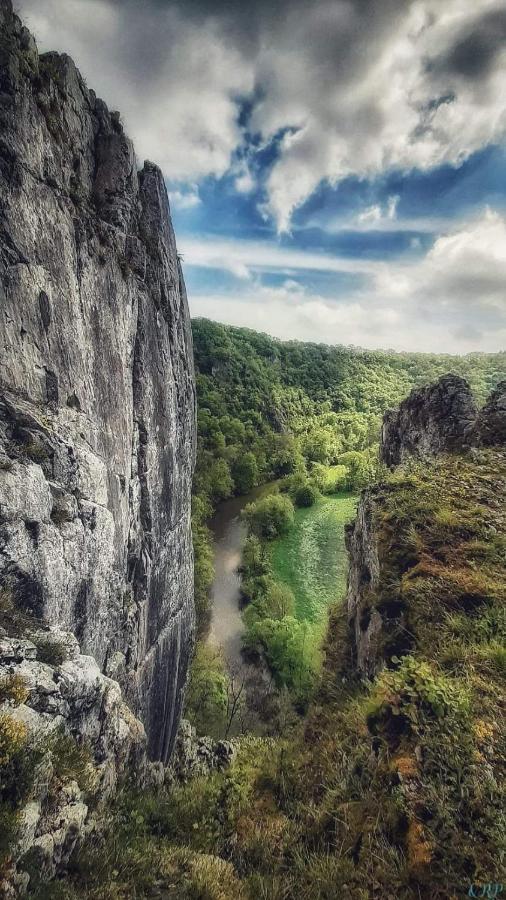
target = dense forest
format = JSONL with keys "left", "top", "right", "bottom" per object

{"left": 192, "top": 318, "right": 505, "bottom": 624}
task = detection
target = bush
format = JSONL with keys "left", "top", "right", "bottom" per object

{"left": 240, "top": 535, "right": 270, "bottom": 578}
{"left": 0, "top": 674, "right": 28, "bottom": 707}
{"left": 243, "top": 495, "right": 294, "bottom": 540}
{"left": 310, "top": 463, "right": 348, "bottom": 494}
{"left": 244, "top": 616, "right": 316, "bottom": 704}
{"left": 49, "top": 731, "right": 94, "bottom": 793}
{"left": 265, "top": 582, "right": 295, "bottom": 619}
{"left": 366, "top": 656, "right": 470, "bottom": 740}
{"left": 293, "top": 481, "right": 319, "bottom": 508}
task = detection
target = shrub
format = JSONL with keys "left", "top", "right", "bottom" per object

{"left": 49, "top": 731, "right": 94, "bottom": 793}
{"left": 34, "top": 635, "right": 68, "bottom": 666}
{"left": 240, "top": 535, "right": 270, "bottom": 579}
{"left": 366, "top": 656, "right": 470, "bottom": 739}
{"left": 0, "top": 674, "right": 29, "bottom": 707}
{"left": 232, "top": 452, "right": 258, "bottom": 494}
{"left": 185, "top": 644, "right": 229, "bottom": 739}
{"left": 293, "top": 481, "right": 319, "bottom": 508}
{"left": 265, "top": 582, "right": 295, "bottom": 619}
{"left": 0, "top": 714, "right": 27, "bottom": 768}
{"left": 243, "top": 495, "right": 294, "bottom": 540}
{"left": 244, "top": 616, "right": 316, "bottom": 704}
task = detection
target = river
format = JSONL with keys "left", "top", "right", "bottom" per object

{"left": 207, "top": 488, "right": 263, "bottom": 673}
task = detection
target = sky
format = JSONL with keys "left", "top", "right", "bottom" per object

{"left": 18, "top": 0, "right": 506, "bottom": 353}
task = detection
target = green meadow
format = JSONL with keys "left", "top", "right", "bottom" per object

{"left": 269, "top": 492, "right": 358, "bottom": 624}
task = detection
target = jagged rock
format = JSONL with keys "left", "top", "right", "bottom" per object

{"left": 0, "top": 625, "right": 156, "bottom": 888}
{"left": 0, "top": 0, "right": 196, "bottom": 764}
{"left": 345, "top": 494, "right": 383, "bottom": 678}
{"left": 168, "top": 719, "right": 235, "bottom": 782}
{"left": 475, "top": 380, "right": 506, "bottom": 447}
{"left": 380, "top": 375, "right": 477, "bottom": 468}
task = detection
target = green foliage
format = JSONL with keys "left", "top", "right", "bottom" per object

{"left": 293, "top": 481, "right": 319, "bottom": 508}
{"left": 270, "top": 494, "right": 358, "bottom": 623}
{"left": 192, "top": 515, "right": 214, "bottom": 637}
{"left": 185, "top": 644, "right": 229, "bottom": 739}
{"left": 310, "top": 463, "right": 348, "bottom": 494}
{"left": 243, "top": 494, "right": 294, "bottom": 539}
{"left": 367, "top": 656, "right": 470, "bottom": 738}
{"left": 56, "top": 436, "right": 506, "bottom": 900}
{"left": 244, "top": 616, "right": 317, "bottom": 705}
{"left": 232, "top": 451, "right": 258, "bottom": 494}
{"left": 190, "top": 319, "right": 504, "bottom": 639}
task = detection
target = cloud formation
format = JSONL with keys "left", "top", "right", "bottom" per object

{"left": 19, "top": 0, "right": 506, "bottom": 230}
{"left": 186, "top": 211, "right": 506, "bottom": 352}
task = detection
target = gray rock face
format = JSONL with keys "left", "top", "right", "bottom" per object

{"left": 0, "top": 0, "right": 196, "bottom": 761}
{"left": 345, "top": 494, "right": 383, "bottom": 678}
{"left": 168, "top": 719, "right": 235, "bottom": 783}
{"left": 380, "top": 375, "right": 477, "bottom": 469}
{"left": 475, "top": 380, "right": 506, "bottom": 447}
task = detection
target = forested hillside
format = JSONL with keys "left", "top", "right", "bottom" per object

{"left": 191, "top": 318, "right": 506, "bottom": 632}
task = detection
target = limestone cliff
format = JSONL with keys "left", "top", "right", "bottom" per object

{"left": 380, "top": 374, "right": 477, "bottom": 469}
{"left": 380, "top": 373, "right": 506, "bottom": 469}
{"left": 0, "top": 0, "right": 196, "bottom": 763}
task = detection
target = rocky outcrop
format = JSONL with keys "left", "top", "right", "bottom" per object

{"left": 0, "top": 0, "right": 196, "bottom": 765}
{"left": 0, "top": 626, "right": 159, "bottom": 893}
{"left": 168, "top": 719, "right": 235, "bottom": 783}
{"left": 348, "top": 376, "right": 506, "bottom": 678}
{"left": 380, "top": 375, "right": 477, "bottom": 468}
{"left": 345, "top": 493, "right": 383, "bottom": 678}
{"left": 475, "top": 380, "right": 506, "bottom": 447}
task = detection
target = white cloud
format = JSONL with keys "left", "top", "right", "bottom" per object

{"left": 187, "top": 210, "right": 506, "bottom": 352}
{"left": 180, "top": 236, "right": 381, "bottom": 278}
{"left": 168, "top": 187, "right": 201, "bottom": 210}
{"left": 256, "top": 0, "right": 506, "bottom": 230}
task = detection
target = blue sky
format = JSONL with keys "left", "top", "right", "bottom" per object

{"left": 20, "top": 0, "right": 506, "bottom": 352}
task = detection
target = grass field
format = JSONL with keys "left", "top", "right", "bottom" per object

{"left": 270, "top": 492, "right": 358, "bottom": 624}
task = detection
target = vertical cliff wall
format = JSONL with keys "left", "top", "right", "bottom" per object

{"left": 0, "top": 0, "right": 196, "bottom": 762}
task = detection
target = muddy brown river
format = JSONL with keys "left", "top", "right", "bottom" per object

{"left": 207, "top": 488, "right": 264, "bottom": 672}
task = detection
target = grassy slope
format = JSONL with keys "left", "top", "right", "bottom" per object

{"left": 270, "top": 493, "right": 357, "bottom": 623}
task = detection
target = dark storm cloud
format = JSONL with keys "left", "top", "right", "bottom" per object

{"left": 430, "top": 8, "right": 506, "bottom": 80}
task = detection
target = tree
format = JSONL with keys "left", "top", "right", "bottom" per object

{"left": 232, "top": 452, "right": 258, "bottom": 494}
{"left": 208, "top": 458, "right": 234, "bottom": 502}
{"left": 185, "top": 644, "right": 228, "bottom": 738}
{"left": 244, "top": 494, "right": 295, "bottom": 539}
